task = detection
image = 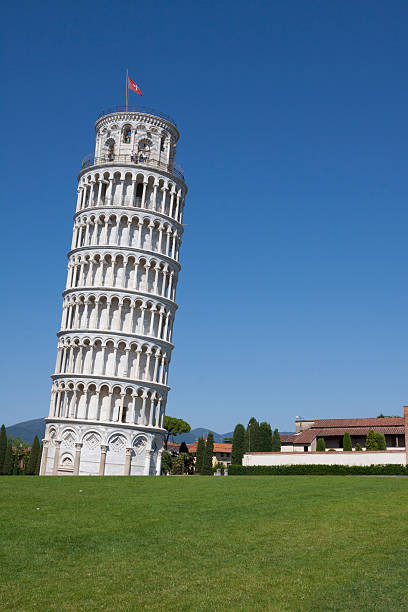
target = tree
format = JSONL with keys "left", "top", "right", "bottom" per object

{"left": 375, "top": 432, "right": 386, "bottom": 450}
{"left": 161, "top": 451, "right": 172, "bottom": 474}
{"left": 26, "top": 436, "right": 40, "bottom": 475}
{"left": 271, "top": 429, "right": 281, "bottom": 452}
{"left": 258, "top": 422, "right": 273, "bottom": 451}
{"left": 0, "top": 424, "right": 7, "bottom": 473}
{"left": 163, "top": 416, "right": 191, "bottom": 449}
{"left": 231, "top": 424, "right": 246, "bottom": 465}
{"left": 195, "top": 437, "right": 206, "bottom": 474}
{"left": 316, "top": 438, "right": 326, "bottom": 451}
{"left": 355, "top": 443, "right": 362, "bottom": 451}
{"left": 179, "top": 441, "right": 189, "bottom": 454}
{"left": 247, "top": 418, "right": 260, "bottom": 452}
{"left": 2, "top": 443, "right": 13, "bottom": 475}
{"left": 35, "top": 444, "right": 43, "bottom": 475}
{"left": 201, "top": 432, "right": 214, "bottom": 475}
{"left": 171, "top": 454, "right": 185, "bottom": 475}
{"left": 12, "top": 453, "right": 19, "bottom": 475}
{"left": 342, "top": 432, "right": 352, "bottom": 451}
{"left": 365, "top": 429, "right": 378, "bottom": 451}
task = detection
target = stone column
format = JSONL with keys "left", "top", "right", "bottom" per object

{"left": 52, "top": 440, "right": 62, "bottom": 475}
{"left": 99, "top": 444, "right": 108, "bottom": 475}
{"left": 144, "top": 449, "right": 154, "bottom": 475}
{"left": 73, "top": 443, "right": 83, "bottom": 476}
{"left": 40, "top": 440, "right": 49, "bottom": 476}
{"left": 124, "top": 447, "right": 133, "bottom": 475}
{"left": 156, "top": 448, "right": 163, "bottom": 475}
{"left": 404, "top": 406, "right": 408, "bottom": 465}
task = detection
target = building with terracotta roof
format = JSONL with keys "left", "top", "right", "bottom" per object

{"left": 188, "top": 440, "right": 232, "bottom": 467}
{"left": 243, "top": 408, "right": 408, "bottom": 468}
{"left": 281, "top": 416, "right": 405, "bottom": 452}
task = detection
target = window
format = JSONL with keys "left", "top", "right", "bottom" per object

{"left": 123, "top": 126, "right": 131, "bottom": 144}
{"left": 136, "top": 183, "right": 143, "bottom": 198}
{"left": 304, "top": 445, "right": 309, "bottom": 452}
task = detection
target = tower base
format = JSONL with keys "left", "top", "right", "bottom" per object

{"left": 40, "top": 419, "right": 164, "bottom": 476}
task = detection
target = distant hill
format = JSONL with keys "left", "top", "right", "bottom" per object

{"left": 5, "top": 419, "right": 294, "bottom": 445}
{"left": 6, "top": 418, "right": 46, "bottom": 444}
{"left": 167, "top": 428, "right": 235, "bottom": 444}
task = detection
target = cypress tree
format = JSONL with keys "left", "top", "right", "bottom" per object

{"left": 271, "top": 428, "right": 281, "bottom": 452}
{"left": 26, "top": 436, "right": 40, "bottom": 475}
{"left": 375, "top": 432, "right": 386, "bottom": 450}
{"left": 258, "top": 422, "right": 273, "bottom": 451}
{"left": 316, "top": 438, "right": 326, "bottom": 451}
{"left": 179, "top": 441, "right": 189, "bottom": 454}
{"left": 0, "top": 424, "right": 7, "bottom": 473}
{"left": 2, "top": 443, "right": 13, "bottom": 475}
{"left": 12, "top": 453, "right": 19, "bottom": 475}
{"left": 247, "top": 418, "right": 260, "bottom": 452}
{"left": 231, "top": 424, "right": 246, "bottom": 465}
{"left": 365, "top": 429, "right": 378, "bottom": 451}
{"left": 343, "top": 432, "right": 352, "bottom": 451}
{"left": 195, "top": 437, "right": 205, "bottom": 474}
{"left": 35, "top": 444, "right": 43, "bottom": 475}
{"left": 201, "top": 432, "right": 214, "bottom": 475}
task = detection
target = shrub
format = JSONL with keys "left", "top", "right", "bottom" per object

{"left": 213, "top": 462, "right": 224, "bottom": 474}
{"left": 228, "top": 464, "right": 408, "bottom": 476}
{"left": 161, "top": 451, "right": 172, "bottom": 474}
{"left": 316, "top": 438, "right": 326, "bottom": 451}
{"left": 365, "top": 429, "right": 378, "bottom": 451}
{"left": 342, "top": 432, "right": 352, "bottom": 451}
{"left": 375, "top": 432, "right": 386, "bottom": 451}
{"left": 355, "top": 443, "right": 362, "bottom": 451}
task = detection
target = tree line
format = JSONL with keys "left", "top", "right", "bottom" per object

{"left": 0, "top": 425, "right": 42, "bottom": 475}
{"left": 231, "top": 417, "right": 281, "bottom": 465}
{"left": 161, "top": 432, "right": 216, "bottom": 475}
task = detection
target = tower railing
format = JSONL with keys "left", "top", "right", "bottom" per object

{"left": 97, "top": 106, "right": 177, "bottom": 126}
{"left": 81, "top": 153, "right": 185, "bottom": 181}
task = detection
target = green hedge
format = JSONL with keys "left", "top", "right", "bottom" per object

{"left": 228, "top": 464, "right": 408, "bottom": 476}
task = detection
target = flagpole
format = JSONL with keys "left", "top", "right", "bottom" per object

{"left": 125, "top": 68, "right": 128, "bottom": 111}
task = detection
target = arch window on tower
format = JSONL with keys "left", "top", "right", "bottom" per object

{"left": 136, "top": 182, "right": 143, "bottom": 199}
{"left": 105, "top": 138, "right": 115, "bottom": 161}
{"left": 137, "top": 139, "right": 152, "bottom": 163}
{"left": 122, "top": 125, "right": 131, "bottom": 144}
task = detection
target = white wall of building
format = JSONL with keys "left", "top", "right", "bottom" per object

{"left": 243, "top": 450, "right": 406, "bottom": 467}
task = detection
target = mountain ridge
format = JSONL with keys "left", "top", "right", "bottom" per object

{"left": 5, "top": 418, "right": 293, "bottom": 445}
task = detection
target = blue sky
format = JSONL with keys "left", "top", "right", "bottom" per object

{"left": 1, "top": 0, "right": 407, "bottom": 432}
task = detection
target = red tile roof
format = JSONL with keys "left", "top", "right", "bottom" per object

{"left": 303, "top": 417, "right": 403, "bottom": 428}
{"left": 188, "top": 442, "right": 232, "bottom": 454}
{"left": 280, "top": 434, "right": 298, "bottom": 443}
{"left": 294, "top": 426, "right": 404, "bottom": 444}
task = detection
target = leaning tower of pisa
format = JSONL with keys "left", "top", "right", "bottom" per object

{"left": 40, "top": 106, "right": 187, "bottom": 476}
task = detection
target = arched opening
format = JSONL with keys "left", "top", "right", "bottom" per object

{"left": 122, "top": 125, "right": 131, "bottom": 144}
{"left": 137, "top": 139, "right": 152, "bottom": 163}
{"left": 105, "top": 138, "right": 115, "bottom": 161}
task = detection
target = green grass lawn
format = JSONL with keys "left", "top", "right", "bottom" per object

{"left": 1, "top": 476, "right": 407, "bottom": 611}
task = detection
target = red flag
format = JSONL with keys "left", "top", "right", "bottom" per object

{"left": 128, "top": 76, "right": 142, "bottom": 96}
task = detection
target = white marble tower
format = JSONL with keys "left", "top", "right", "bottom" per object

{"left": 40, "top": 106, "right": 187, "bottom": 475}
